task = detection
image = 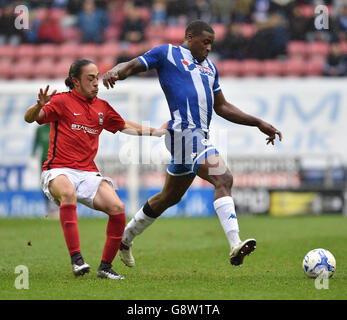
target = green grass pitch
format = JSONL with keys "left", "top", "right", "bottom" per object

{"left": 0, "top": 215, "right": 346, "bottom": 300}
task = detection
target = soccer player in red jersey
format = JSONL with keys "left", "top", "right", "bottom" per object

{"left": 24, "top": 59, "right": 167, "bottom": 279}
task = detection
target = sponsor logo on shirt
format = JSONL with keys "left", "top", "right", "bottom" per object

{"left": 181, "top": 59, "right": 214, "bottom": 77}
{"left": 71, "top": 124, "right": 98, "bottom": 135}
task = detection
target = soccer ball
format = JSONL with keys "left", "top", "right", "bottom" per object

{"left": 302, "top": 248, "right": 336, "bottom": 278}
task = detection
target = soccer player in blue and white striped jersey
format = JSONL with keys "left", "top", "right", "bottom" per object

{"left": 103, "top": 20, "right": 282, "bottom": 267}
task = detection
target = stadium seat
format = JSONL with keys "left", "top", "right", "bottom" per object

{"left": 10, "top": 58, "right": 35, "bottom": 79}
{"left": 211, "top": 24, "right": 227, "bottom": 42}
{"left": 287, "top": 41, "right": 307, "bottom": 59}
{"left": 57, "top": 43, "right": 80, "bottom": 60}
{"left": 240, "top": 59, "right": 262, "bottom": 77}
{"left": 49, "top": 8, "right": 67, "bottom": 21}
{"left": 306, "top": 41, "right": 330, "bottom": 59}
{"left": 300, "top": 4, "right": 314, "bottom": 18}
{"left": 241, "top": 23, "right": 257, "bottom": 38}
{"left": 0, "top": 45, "right": 16, "bottom": 59}
{"left": 283, "top": 59, "right": 307, "bottom": 76}
{"left": 54, "top": 58, "right": 74, "bottom": 78}
{"left": 262, "top": 60, "right": 283, "bottom": 77}
{"left": 164, "top": 26, "right": 186, "bottom": 45}
{"left": 217, "top": 60, "right": 241, "bottom": 77}
{"left": 99, "top": 42, "right": 120, "bottom": 61}
{"left": 79, "top": 43, "right": 99, "bottom": 61}
{"left": 62, "top": 27, "right": 81, "bottom": 42}
{"left": 145, "top": 25, "right": 165, "bottom": 41}
{"left": 339, "top": 41, "right": 347, "bottom": 54}
{"left": 0, "top": 58, "right": 12, "bottom": 79}
{"left": 104, "top": 27, "right": 120, "bottom": 42}
{"left": 32, "top": 58, "right": 55, "bottom": 79}
{"left": 16, "top": 44, "right": 37, "bottom": 60}
{"left": 305, "top": 58, "right": 324, "bottom": 76}
{"left": 37, "top": 44, "right": 58, "bottom": 60}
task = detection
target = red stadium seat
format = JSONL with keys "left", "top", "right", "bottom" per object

{"left": 217, "top": 60, "right": 241, "bottom": 77}
{"left": 300, "top": 5, "right": 314, "bottom": 18}
{"left": 164, "top": 26, "right": 186, "bottom": 45}
{"left": 104, "top": 27, "right": 120, "bottom": 42}
{"left": 287, "top": 41, "right": 307, "bottom": 59}
{"left": 62, "top": 27, "right": 81, "bottom": 42}
{"left": 57, "top": 43, "right": 80, "bottom": 60}
{"left": 306, "top": 41, "right": 330, "bottom": 59}
{"left": 37, "top": 44, "right": 58, "bottom": 59}
{"left": 32, "top": 58, "right": 55, "bottom": 79}
{"left": 79, "top": 43, "right": 99, "bottom": 61}
{"left": 16, "top": 44, "right": 37, "bottom": 60}
{"left": 262, "top": 60, "right": 283, "bottom": 77}
{"left": 283, "top": 59, "right": 307, "bottom": 76}
{"left": 305, "top": 58, "right": 324, "bottom": 76}
{"left": 10, "top": 58, "right": 35, "bottom": 79}
{"left": 211, "top": 24, "right": 227, "bottom": 42}
{"left": 339, "top": 41, "right": 347, "bottom": 54}
{"left": 241, "top": 24, "right": 257, "bottom": 38}
{"left": 54, "top": 58, "right": 74, "bottom": 79}
{"left": 99, "top": 42, "right": 120, "bottom": 61}
{"left": 240, "top": 59, "right": 262, "bottom": 77}
{"left": 145, "top": 25, "right": 164, "bottom": 41}
{"left": 0, "top": 45, "right": 16, "bottom": 59}
{"left": 0, "top": 58, "right": 12, "bottom": 79}
{"left": 49, "top": 8, "right": 67, "bottom": 21}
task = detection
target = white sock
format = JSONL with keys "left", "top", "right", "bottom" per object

{"left": 213, "top": 196, "right": 241, "bottom": 250}
{"left": 121, "top": 207, "right": 155, "bottom": 247}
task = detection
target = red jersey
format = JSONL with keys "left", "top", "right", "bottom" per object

{"left": 37, "top": 89, "right": 125, "bottom": 172}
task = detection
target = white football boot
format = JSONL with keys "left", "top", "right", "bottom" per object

{"left": 119, "top": 242, "right": 135, "bottom": 267}
{"left": 230, "top": 238, "right": 256, "bottom": 266}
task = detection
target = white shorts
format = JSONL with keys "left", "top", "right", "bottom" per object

{"left": 41, "top": 167, "right": 116, "bottom": 209}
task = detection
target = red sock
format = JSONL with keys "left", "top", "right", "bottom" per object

{"left": 101, "top": 213, "right": 126, "bottom": 263}
{"left": 59, "top": 204, "right": 80, "bottom": 256}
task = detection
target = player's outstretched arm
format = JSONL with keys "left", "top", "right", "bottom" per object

{"left": 120, "top": 120, "right": 168, "bottom": 137}
{"left": 213, "top": 91, "right": 282, "bottom": 145}
{"left": 24, "top": 85, "right": 57, "bottom": 123}
{"left": 102, "top": 58, "right": 144, "bottom": 89}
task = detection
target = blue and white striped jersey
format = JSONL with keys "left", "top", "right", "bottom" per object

{"left": 138, "top": 44, "right": 222, "bottom": 132}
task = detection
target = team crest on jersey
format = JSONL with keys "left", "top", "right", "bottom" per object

{"left": 98, "top": 112, "right": 103, "bottom": 125}
{"left": 181, "top": 59, "right": 214, "bottom": 77}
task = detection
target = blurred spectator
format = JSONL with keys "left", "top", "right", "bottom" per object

{"left": 119, "top": 2, "right": 145, "bottom": 44}
{"left": 52, "top": 0, "right": 69, "bottom": 8}
{"left": 0, "top": 3, "right": 23, "bottom": 46}
{"left": 231, "top": 0, "right": 254, "bottom": 23}
{"left": 187, "top": 0, "right": 213, "bottom": 23}
{"left": 269, "top": 0, "right": 295, "bottom": 19}
{"left": 337, "top": 5, "right": 347, "bottom": 31}
{"left": 289, "top": 5, "right": 312, "bottom": 40}
{"left": 36, "top": 11, "right": 64, "bottom": 43}
{"left": 248, "top": 13, "right": 289, "bottom": 59}
{"left": 67, "top": 0, "right": 83, "bottom": 15}
{"left": 66, "top": 0, "right": 83, "bottom": 15}
{"left": 151, "top": 0, "right": 167, "bottom": 26}
{"left": 324, "top": 42, "right": 347, "bottom": 76}
{"left": 215, "top": 23, "right": 248, "bottom": 60}
{"left": 166, "top": 0, "right": 189, "bottom": 25}
{"left": 209, "top": 0, "right": 235, "bottom": 24}
{"left": 76, "top": 0, "right": 108, "bottom": 43}
{"left": 252, "top": 0, "right": 271, "bottom": 23}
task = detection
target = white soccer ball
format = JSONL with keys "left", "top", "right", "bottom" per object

{"left": 302, "top": 248, "right": 336, "bottom": 278}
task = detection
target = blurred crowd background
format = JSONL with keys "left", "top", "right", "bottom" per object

{"left": 1, "top": 0, "right": 347, "bottom": 78}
